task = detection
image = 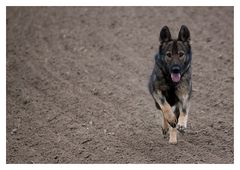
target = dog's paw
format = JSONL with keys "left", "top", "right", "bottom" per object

{"left": 167, "top": 117, "right": 178, "bottom": 128}
{"left": 169, "top": 138, "right": 177, "bottom": 145}
{"left": 177, "top": 124, "right": 186, "bottom": 134}
{"left": 164, "top": 111, "right": 178, "bottom": 128}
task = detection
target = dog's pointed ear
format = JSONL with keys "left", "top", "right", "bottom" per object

{"left": 178, "top": 25, "right": 190, "bottom": 42}
{"left": 159, "top": 26, "right": 172, "bottom": 43}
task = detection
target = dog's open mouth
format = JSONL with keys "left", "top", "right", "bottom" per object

{"left": 171, "top": 73, "right": 181, "bottom": 83}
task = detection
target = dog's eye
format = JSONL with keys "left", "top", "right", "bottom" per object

{"left": 166, "top": 52, "right": 172, "bottom": 58}
{"left": 179, "top": 52, "right": 185, "bottom": 58}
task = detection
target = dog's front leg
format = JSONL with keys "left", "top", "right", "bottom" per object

{"left": 177, "top": 94, "right": 190, "bottom": 133}
{"left": 153, "top": 91, "right": 178, "bottom": 128}
{"left": 153, "top": 90, "right": 178, "bottom": 128}
{"left": 153, "top": 90, "right": 178, "bottom": 144}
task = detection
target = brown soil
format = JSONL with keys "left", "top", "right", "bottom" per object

{"left": 6, "top": 7, "right": 233, "bottom": 163}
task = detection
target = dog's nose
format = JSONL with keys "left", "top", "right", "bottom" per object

{"left": 171, "top": 66, "right": 180, "bottom": 73}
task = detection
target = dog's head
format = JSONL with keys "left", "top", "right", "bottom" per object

{"left": 156, "top": 25, "right": 192, "bottom": 83}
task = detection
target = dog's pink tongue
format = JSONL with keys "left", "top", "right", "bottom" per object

{"left": 171, "top": 73, "right": 181, "bottom": 82}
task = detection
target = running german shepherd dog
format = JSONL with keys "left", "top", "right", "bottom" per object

{"left": 149, "top": 25, "right": 192, "bottom": 144}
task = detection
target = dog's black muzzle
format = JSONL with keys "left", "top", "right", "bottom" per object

{"left": 171, "top": 65, "right": 181, "bottom": 74}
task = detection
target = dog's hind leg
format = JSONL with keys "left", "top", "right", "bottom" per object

{"left": 161, "top": 115, "right": 169, "bottom": 138}
{"left": 169, "top": 127, "right": 177, "bottom": 144}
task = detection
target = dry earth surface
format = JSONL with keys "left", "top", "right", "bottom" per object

{"left": 7, "top": 7, "right": 233, "bottom": 163}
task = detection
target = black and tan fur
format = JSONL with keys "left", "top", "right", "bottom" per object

{"left": 149, "top": 25, "right": 192, "bottom": 144}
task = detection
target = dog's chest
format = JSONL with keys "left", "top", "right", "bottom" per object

{"left": 162, "top": 87, "right": 179, "bottom": 106}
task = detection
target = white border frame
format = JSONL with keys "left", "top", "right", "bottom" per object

{"left": 4, "top": 0, "right": 236, "bottom": 6}
{"left": 1, "top": 1, "right": 238, "bottom": 170}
